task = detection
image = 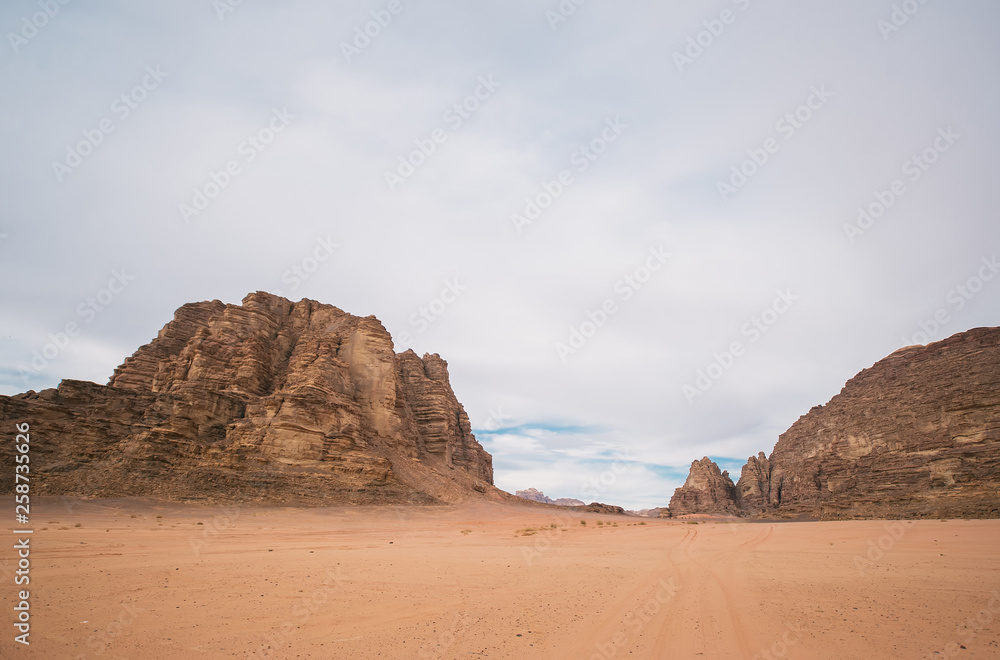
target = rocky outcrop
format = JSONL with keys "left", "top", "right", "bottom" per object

{"left": 627, "top": 508, "right": 667, "bottom": 518}
{"left": 736, "top": 452, "right": 771, "bottom": 511}
{"left": 668, "top": 457, "right": 740, "bottom": 515}
{"left": 581, "top": 502, "right": 626, "bottom": 515}
{"left": 516, "top": 488, "right": 550, "bottom": 503}
{"left": 515, "top": 488, "right": 584, "bottom": 506}
{"left": 671, "top": 327, "right": 1000, "bottom": 519}
{"left": 0, "top": 292, "right": 496, "bottom": 505}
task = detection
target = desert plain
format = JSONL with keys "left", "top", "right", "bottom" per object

{"left": 2, "top": 498, "right": 999, "bottom": 659}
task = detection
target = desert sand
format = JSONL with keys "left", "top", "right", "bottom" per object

{"left": 2, "top": 498, "right": 999, "bottom": 659}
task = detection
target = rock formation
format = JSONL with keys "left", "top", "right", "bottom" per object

{"left": 581, "top": 502, "right": 626, "bottom": 515}
{"left": 669, "top": 327, "right": 1000, "bottom": 519}
{"left": 668, "top": 457, "right": 740, "bottom": 516}
{"left": 515, "top": 488, "right": 584, "bottom": 506}
{"left": 736, "top": 452, "right": 771, "bottom": 511}
{"left": 627, "top": 508, "right": 667, "bottom": 518}
{"left": 0, "top": 292, "right": 497, "bottom": 505}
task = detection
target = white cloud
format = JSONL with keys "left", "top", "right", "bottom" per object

{"left": 1, "top": 0, "right": 998, "bottom": 507}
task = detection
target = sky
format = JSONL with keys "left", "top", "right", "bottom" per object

{"left": 1, "top": 0, "right": 998, "bottom": 511}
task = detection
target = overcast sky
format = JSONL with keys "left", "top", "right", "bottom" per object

{"left": 2, "top": 0, "right": 998, "bottom": 510}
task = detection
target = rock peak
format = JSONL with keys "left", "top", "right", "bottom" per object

{"left": 670, "top": 327, "right": 1000, "bottom": 519}
{"left": 1, "top": 293, "right": 496, "bottom": 504}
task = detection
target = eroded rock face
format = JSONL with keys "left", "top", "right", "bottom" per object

{"left": 668, "top": 457, "right": 740, "bottom": 516}
{"left": 0, "top": 292, "right": 495, "bottom": 504}
{"left": 671, "top": 327, "right": 1000, "bottom": 519}
{"left": 736, "top": 452, "right": 771, "bottom": 511}
{"left": 755, "top": 327, "right": 1000, "bottom": 519}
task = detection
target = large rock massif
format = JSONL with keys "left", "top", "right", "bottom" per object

{"left": 0, "top": 293, "right": 497, "bottom": 505}
{"left": 669, "top": 327, "right": 1000, "bottom": 519}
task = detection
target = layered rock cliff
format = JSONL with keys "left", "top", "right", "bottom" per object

{"left": 0, "top": 292, "right": 496, "bottom": 504}
{"left": 670, "top": 327, "right": 1000, "bottom": 519}
{"left": 668, "top": 457, "right": 740, "bottom": 516}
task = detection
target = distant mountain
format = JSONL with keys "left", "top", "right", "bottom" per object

{"left": 626, "top": 508, "right": 668, "bottom": 518}
{"left": 515, "top": 488, "right": 584, "bottom": 506}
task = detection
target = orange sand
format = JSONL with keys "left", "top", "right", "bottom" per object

{"left": 2, "top": 498, "right": 998, "bottom": 658}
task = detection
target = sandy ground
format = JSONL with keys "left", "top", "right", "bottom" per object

{"left": 1, "top": 498, "right": 999, "bottom": 659}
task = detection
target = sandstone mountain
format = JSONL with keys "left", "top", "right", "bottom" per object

{"left": 515, "top": 488, "right": 585, "bottom": 506}
{"left": 668, "top": 457, "right": 739, "bottom": 516}
{"left": 0, "top": 292, "right": 498, "bottom": 505}
{"left": 668, "top": 327, "right": 1000, "bottom": 519}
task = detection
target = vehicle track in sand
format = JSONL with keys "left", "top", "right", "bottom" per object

{"left": 567, "top": 523, "right": 776, "bottom": 659}
{"left": 563, "top": 527, "right": 690, "bottom": 658}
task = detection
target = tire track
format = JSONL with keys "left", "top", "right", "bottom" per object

{"left": 652, "top": 524, "right": 772, "bottom": 658}
{"left": 564, "top": 526, "right": 688, "bottom": 658}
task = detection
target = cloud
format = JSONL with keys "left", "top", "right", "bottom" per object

{"left": 2, "top": 0, "right": 998, "bottom": 508}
